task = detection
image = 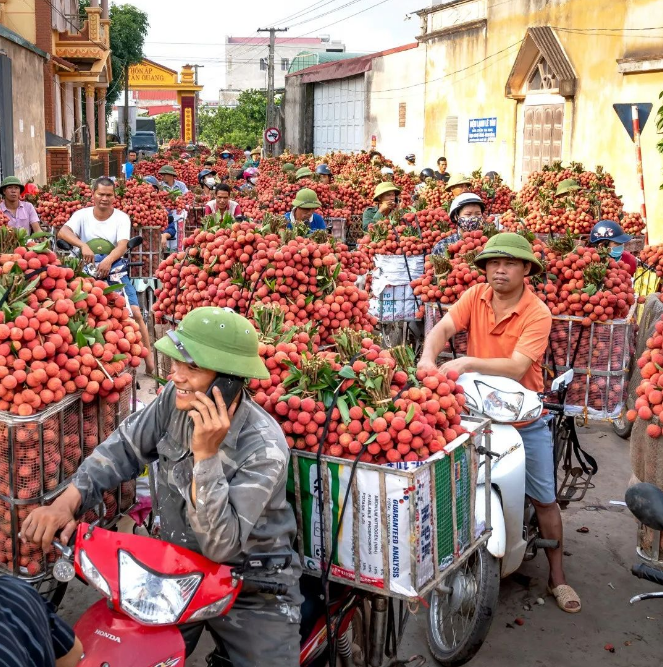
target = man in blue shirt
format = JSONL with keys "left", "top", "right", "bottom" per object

{"left": 285, "top": 188, "right": 326, "bottom": 233}
{"left": 122, "top": 150, "right": 137, "bottom": 180}
{"left": 158, "top": 165, "right": 188, "bottom": 194}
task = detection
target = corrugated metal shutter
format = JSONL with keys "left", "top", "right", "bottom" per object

{"left": 522, "top": 103, "right": 564, "bottom": 180}
{"left": 313, "top": 75, "right": 365, "bottom": 155}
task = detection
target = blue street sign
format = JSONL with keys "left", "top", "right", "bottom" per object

{"left": 613, "top": 103, "right": 653, "bottom": 142}
{"left": 468, "top": 117, "right": 497, "bottom": 143}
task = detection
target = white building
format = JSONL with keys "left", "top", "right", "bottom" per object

{"left": 220, "top": 35, "right": 346, "bottom": 103}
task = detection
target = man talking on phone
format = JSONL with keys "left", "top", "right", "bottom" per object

{"left": 21, "top": 308, "right": 302, "bottom": 667}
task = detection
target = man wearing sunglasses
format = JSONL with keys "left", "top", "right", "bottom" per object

{"left": 22, "top": 308, "right": 302, "bottom": 666}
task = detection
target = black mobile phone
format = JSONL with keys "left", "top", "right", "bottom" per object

{"left": 206, "top": 374, "right": 244, "bottom": 406}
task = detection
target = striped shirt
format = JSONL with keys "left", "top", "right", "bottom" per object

{"left": 0, "top": 575, "right": 75, "bottom": 666}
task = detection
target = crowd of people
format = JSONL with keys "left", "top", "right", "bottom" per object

{"left": 0, "top": 142, "right": 645, "bottom": 665}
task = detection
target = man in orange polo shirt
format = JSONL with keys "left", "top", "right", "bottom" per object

{"left": 418, "top": 232, "right": 580, "bottom": 613}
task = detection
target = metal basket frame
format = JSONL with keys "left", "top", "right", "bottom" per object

{"left": 289, "top": 415, "right": 491, "bottom": 601}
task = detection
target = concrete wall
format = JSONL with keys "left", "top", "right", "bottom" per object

{"left": 0, "top": 34, "right": 46, "bottom": 184}
{"left": 283, "top": 76, "right": 313, "bottom": 155}
{"left": 421, "top": 0, "right": 663, "bottom": 241}
{"left": 366, "top": 46, "right": 426, "bottom": 171}
{"left": 2, "top": 0, "right": 36, "bottom": 44}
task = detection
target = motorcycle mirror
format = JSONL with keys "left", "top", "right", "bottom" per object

{"left": 127, "top": 236, "right": 143, "bottom": 250}
{"left": 56, "top": 239, "right": 73, "bottom": 251}
{"left": 550, "top": 369, "right": 574, "bottom": 392}
{"left": 626, "top": 483, "right": 663, "bottom": 532}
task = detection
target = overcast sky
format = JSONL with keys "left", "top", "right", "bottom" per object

{"left": 115, "top": 0, "right": 426, "bottom": 100}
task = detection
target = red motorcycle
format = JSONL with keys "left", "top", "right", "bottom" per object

{"left": 53, "top": 521, "right": 422, "bottom": 666}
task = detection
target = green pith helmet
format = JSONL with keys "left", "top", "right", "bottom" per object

{"left": 295, "top": 166, "right": 314, "bottom": 180}
{"left": 282, "top": 163, "right": 296, "bottom": 173}
{"left": 474, "top": 232, "right": 543, "bottom": 276}
{"left": 158, "top": 165, "right": 177, "bottom": 176}
{"left": 87, "top": 238, "right": 115, "bottom": 255}
{"left": 292, "top": 188, "right": 322, "bottom": 210}
{"left": 204, "top": 157, "right": 217, "bottom": 166}
{"left": 154, "top": 307, "right": 269, "bottom": 379}
{"left": 0, "top": 176, "right": 25, "bottom": 196}
{"left": 446, "top": 173, "right": 472, "bottom": 190}
{"left": 555, "top": 178, "right": 580, "bottom": 196}
{"left": 372, "top": 181, "right": 400, "bottom": 201}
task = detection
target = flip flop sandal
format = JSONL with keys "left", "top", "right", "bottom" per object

{"left": 548, "top": 584, "right": 582, "bottom": 613}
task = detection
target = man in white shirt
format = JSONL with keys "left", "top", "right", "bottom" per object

{"left": 59, "top": 177, "right": 154, "bottom": 374}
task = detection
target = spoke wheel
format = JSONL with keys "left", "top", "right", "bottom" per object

{"left": 426, "top": 546, "right": 499, "bottom": 666}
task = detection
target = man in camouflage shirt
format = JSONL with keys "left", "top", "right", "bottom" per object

{"left": 22, "top": 308, "right": 302, "bottom": 666}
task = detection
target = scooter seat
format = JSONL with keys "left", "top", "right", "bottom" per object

{"left": 626, "top": 483, "right": 663, "bottom": 532}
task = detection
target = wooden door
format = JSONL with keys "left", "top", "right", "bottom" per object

{"left": 522, "top": 103, "right": 564, "bottom": 180}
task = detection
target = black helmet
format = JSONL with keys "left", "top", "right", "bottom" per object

{"left": 315, "top": 164, "right": 332, "bottom": 176}
{"left": 420, "top": 168, "right": 435, "bottom": 181}
{"left": 143, "top": 175, "right": 159, "bottom": 190}
{"left": 197, "top": 168, "right": 216, "bottom": 186}
{"left": 589, "top": 219, "right": 631, "bottom": 245}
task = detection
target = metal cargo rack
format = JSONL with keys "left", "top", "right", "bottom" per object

{"left": 288, "top": 415, "right": 491, "bottom": 601}
{"left": 0, "top": 375, "right": 136, "bottom": 584}
{"left": 128, "top": 225, "right": 163, "bottom": 278}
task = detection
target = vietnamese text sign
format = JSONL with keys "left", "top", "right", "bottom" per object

{"left": 468, "top": 117, "right": 497, "bottom": 143}
{"left": 183, "top": 108, "right": 193, "bottom": 143}
{"left": 128, "top": 61, "right": 177, "bottom": 87}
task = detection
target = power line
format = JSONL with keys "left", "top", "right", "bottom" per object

{"left": 288, "top": 0, "right": 367, "bottom": 29}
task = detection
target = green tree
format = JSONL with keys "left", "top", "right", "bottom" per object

{"left": 198, "top": 90, "right": 270, "bottom": 148}
{"left": 79, "top": 1, "right": 149, "bottom": 114}
{"left": 155, "top": 112, "right": 181, "bottom": 144}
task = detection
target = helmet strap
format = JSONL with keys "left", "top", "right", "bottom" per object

{"left": 167, "top": 330, "right": 196, "bottom": 366}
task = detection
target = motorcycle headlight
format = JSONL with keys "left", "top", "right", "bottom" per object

{"left": 79, "top": 549, "right": 111, "bottom": 599}
{"left": 476, "top": 381, "right": 524, "bottom": 422}
{"left": 187, "top": 594, "right": 234, "bottom": 622}
{"left": 118, "top": 550, "right": 202, "bottom": 625}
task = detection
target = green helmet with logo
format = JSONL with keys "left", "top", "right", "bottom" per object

{"left": 292, "top": 188, "right": 322, "bottom": 210}
{"left": 295, "top": 166, "right": 314, "bottom": 180}
{"left": 87, "top": 238, "right": 115, "bottom": 255}
{"left": 154, "top": 307, "right": 269, "bottom": 379}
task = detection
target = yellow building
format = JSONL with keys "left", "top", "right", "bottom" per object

{"left": 415, "top": 0, "right": 663, "bottom": 241}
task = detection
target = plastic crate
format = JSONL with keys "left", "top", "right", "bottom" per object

{"left": 129, "top": 226, "right": 163, "bottom": 278}
{"left": 0, "top": 376, "right": 136, "bottom": 580}
{"left": 186, "top": 206, "right": 205, "bottom": 238}
{"left": 287, "top": 416, "right": 489, "bottom": 600}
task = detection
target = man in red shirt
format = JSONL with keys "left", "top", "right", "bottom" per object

{"left": 589, "top": 220, "right": 637, "bottom": 276}
{"left": 419, "top": 232, "right": 580, "bottom": 613}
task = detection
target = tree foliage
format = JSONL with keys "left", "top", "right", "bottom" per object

{"left": 197, "top": 90, "right": 270, "bottom": 149}
{"left": 155, "top": 112, "right": 180, "bottom": 143}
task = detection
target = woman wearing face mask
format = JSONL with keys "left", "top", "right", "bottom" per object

{"left": 239, "top": 167, "right": 259, "bottom": 192}
{"left": 197, "top": 168, "right": 218, "bottom": 199}
{"left": 589, "top": 220, "right": 637, "bottom": 275}
{"left": 431, "top": 193, "right": 485, "bottom": 255}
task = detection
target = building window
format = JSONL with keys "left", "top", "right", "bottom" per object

{"left": 259, "top": 58, "right": 267, "bottom": 71}
{"left": 398, "top": 102, "right": 406, "bottom": 128}
{"left": 527, "top": 57, "right": 558, "bottom": 92}
{"left": 281, "top": 58, "right": 290, "bottom": 71}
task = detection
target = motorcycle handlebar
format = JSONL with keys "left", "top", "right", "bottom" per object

{"left": 542, "top": 402, "right": 564, "bottom": 413}
{"left": 632, "top": 563, "right": 663, "bottom": 587}
{"left": 240, "top": 580, "right": 289, "bottom": 596}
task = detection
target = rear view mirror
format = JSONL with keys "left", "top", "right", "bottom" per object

{"left": 551, "top": 369, "right": 574, "bottom": 392}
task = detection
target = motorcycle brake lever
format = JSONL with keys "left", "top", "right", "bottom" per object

{"left": 477, "top": 445, "right": 499, "bottom": 459}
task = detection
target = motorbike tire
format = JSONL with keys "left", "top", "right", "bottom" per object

{"left": 426, "top": 546, "right": 500, "bottom": 667}
{"left": 612, "top": 413, "right": 633, "bottom": 439}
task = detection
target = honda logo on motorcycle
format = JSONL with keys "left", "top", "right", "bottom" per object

{"left": 94, "top": 629, "right": 121, "bottom": 643}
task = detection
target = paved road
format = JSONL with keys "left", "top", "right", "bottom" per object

{"left": 58, "top": 372, "right": 663, "bottom": 665}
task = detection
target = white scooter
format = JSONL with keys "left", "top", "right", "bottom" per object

{"left": 426, "top": 369, "right": 573, "bottom": 666}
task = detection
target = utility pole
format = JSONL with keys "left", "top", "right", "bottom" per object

{"left": 193, "top": 64, "right": 204, "bottom": 145}
{"left": 257, "top": 27, "right": 287, "bottom": 156}
{"left": 124, "top": 63, "right": 129, "bottom": 151}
